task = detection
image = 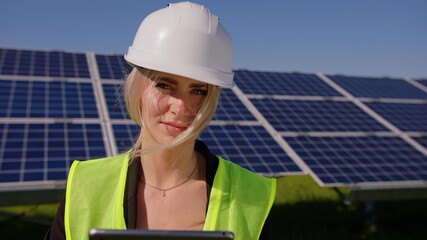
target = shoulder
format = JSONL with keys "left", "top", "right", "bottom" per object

{"left": 69, "top": 151, "right": 131, "bottom": 182}
{"left": 217, "top": 157, "right": 276, "bottom": 190}
{"left": 72, "top": 151, "right": 130, "bottom": 168}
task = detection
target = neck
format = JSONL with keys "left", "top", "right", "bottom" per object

{"left": 139, "top": 141, "right": 198, "bottom": 188}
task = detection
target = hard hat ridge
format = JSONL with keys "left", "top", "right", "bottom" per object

{"left": 169, "top": 2, "right": 218, "bottom": 34}
{"left": 125, "top": 1, "right": 234, "bottom": 88}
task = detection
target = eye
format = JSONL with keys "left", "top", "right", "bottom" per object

{"left": 155, "top": 82, "right": 171, "bottom": 90}
{"left": 192, "top": 89, "right": 208, "bottom": 96}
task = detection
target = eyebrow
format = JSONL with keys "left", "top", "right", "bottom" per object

{"left": 157, "top": 77, "right": 176, "bottom": 84}
{"left": 191, "top": 83, "right": 208, "bottom": 88}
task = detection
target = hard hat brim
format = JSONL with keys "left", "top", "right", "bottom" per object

{"left": 125, "top": 47, "right": 234, "bottom": 88}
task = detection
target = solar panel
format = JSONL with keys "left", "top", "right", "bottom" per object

{"left": 0, "top": 49, "right": 90, "bottom": 78}
{"left": 414, "top": 137, "right": 427, "bottom": 148}
{"left": 328, "top": 75, "right": 427, "bottom": 99}
{"left": 0, "top": 122, "right": 106, "bottom": 183}
{"left": 112, "top": 123, "right": 140, "bottom": 152}
{"left": 234, "top": 70, "right": 341, "bottom": 96}
{"left": 418, "top": 79, "right": 427, "bottom": 88}
{"left": 366, "top": 102, "right": 427, "bottom": 132}
{"left": 285, "top": 136, "right": 427, "bottom": 187}
{"left": 251, "top": 98, "right": 389, "bottom": 132}
{"left": 213, "top": 89, "right": 257, "bottom": 121}
{"left": 201, "top": 125, "right": 301, "bottom": 175}
{"left": 0, "top": 79, "right": 98, "bottom": 118}
{"left": 96, "top": 54, "right": 132, "bottom": 80}
{"left": 102, "top": 83, "right": 129, "bottom": 119}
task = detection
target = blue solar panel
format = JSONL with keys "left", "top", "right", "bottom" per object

{"left": 112, "top": 124, "right": 140, "bottom": 152}
{"left": 200, "top": 125, "right": 302, "bottom": 175}
{"left": 285, "top": 136, "right": 427, "bottom": 186}
{"left": 366, "top": 102, "right": 427, "bottom": 132}
{"left": 96, "top": 54, "right": 132, "bottom": 79}
{"left": 234, "top": 70, "right": 341, "bottom": 96}
{"left": 251, "top": 99, "right": 388, "bottom": 132}
{"left": 0, "top": 48, "right": 90, "bottom": 78}
{"left": 103, "top": 84, "right": 129, "bottom": 119}
{"left": 414, "top": 137, "right": 427, "bottom": 148}
{"left": 329, "top": 75, "right": 427, "bottom": 99}
{"left": 0, "top": 79, "right": 98, "bottom": 118}
{"left": 0, "top": 123, "right": 106, "bottom": 183}
{"left": 213, "top": 89, "right": 256, "bottom": 121}
{"left": 418, "top": 79, "right": 427, "bottom": 88}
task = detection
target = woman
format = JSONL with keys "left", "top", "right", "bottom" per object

{"left": 46, "top": 2, "right": 276, "bottom": 240}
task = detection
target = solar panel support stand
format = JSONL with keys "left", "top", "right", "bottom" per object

{"left": 332, "top": 188, "right": 379, "bottom": 237}
{"left": 332, "top": 187, "right": 352, "bottom": 206}
{"left": 363, "top": 201, "right": 377, "bottom": 237}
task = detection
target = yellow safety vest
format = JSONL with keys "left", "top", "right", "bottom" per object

{"left": 65, "top": 152, "right": 276, "bottom": 240}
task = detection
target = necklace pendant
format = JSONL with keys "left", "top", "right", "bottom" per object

{"left": 162, "top": 190, "right": 166, "bottom": 197}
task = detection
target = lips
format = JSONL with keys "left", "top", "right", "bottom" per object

{"left": 161, "top": 121, "right": 188, "bottom": 133}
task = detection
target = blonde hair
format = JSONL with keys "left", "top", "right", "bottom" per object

{"left": 123, "top": 67, "right": 220, "bottom": 158}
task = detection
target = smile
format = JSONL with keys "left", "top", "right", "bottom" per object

{"left": 161, "top": 121, "right": 188, "bottom": 133}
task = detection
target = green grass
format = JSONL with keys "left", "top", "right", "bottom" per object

{"left": 274, "top": 175, "right": 349, "bottom": 203}
{"left": 0, "top": 204, "right": 56, "bottom": 239}
{"left": 1, "top": 175, "right": 426, "bottom": 240}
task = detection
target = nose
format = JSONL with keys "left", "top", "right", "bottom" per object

{"left": 169, "top": 95, "right": 187, "bottom": 115}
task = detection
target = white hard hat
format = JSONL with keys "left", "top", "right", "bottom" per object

{"left": 125, "top": 1, "right": 234, "bottom": 88}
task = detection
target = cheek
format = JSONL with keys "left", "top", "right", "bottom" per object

{"left": 189, "top": 97, "right": 205, "bottom": 114}
{"left": 145, "top": 93, "right": 169, "bottom": 116}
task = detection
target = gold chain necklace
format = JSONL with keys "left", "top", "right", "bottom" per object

{"left": 139, "top": 159, "right": 199, "bottom": 197}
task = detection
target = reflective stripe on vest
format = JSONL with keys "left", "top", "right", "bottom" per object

{"left": 65, "top": 153, "right": 276, "bottom": 240}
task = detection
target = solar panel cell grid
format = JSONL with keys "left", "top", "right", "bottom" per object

{"left": 103, "top": 84, "right": 129, "bottom": 119}
{"left": 0, "top": 48, "right": 90, "bottom": 78}
{"left": 414, "top": 137, "right": 427, "bottom": 148}
{"left": 418, "top": 79, "right": 427, "bottom": 88}
{"left": 96, "top": 54, "right": 131, "bottom": 79}
{"left": 200, "top": 125, "right": 302, "bottom": 175}
{"left": 213, "top": 89, "right": 256, "bottom": 121}
{"left": 234, "top": 70, "right": 341, "bottom": 96}
{"left": 252, "top": 98, "right": 388, "bottom": 132}
{"left": 0, "top": 49, "right": 16, "bottom": 75}
{"left": 0, "top": 123, "right": 106, "bottom": 183}
{"left": 329, "top": 75, "right": 427, "bottom": 99}
{"left": 112, "top": 124, "right": 140, "bottom": 153}
{"left": 286, "top": 136, "right": 427, "bottom": 185}
{"left": 17, "top": 50, "right": 31, "bottom": 75}
{"left": 33, "top": 51, "right": 47, "bottom": 76}
{"left": 0, "top": 80, "right": 99, "bottom": 119}
{"left": 366, "top": 102, "right": 427, "bottom": 132}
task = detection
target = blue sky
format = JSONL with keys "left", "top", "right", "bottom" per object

{"left": 1, "top": 0, "right": 426, "bottom": 79}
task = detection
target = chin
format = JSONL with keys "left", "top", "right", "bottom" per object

{"left": 154, "top": 132, "right": 180, "bottom": 145}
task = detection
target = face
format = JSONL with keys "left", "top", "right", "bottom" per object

{"left": 140, "top": 72, "right": 208, "bottom": 146}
